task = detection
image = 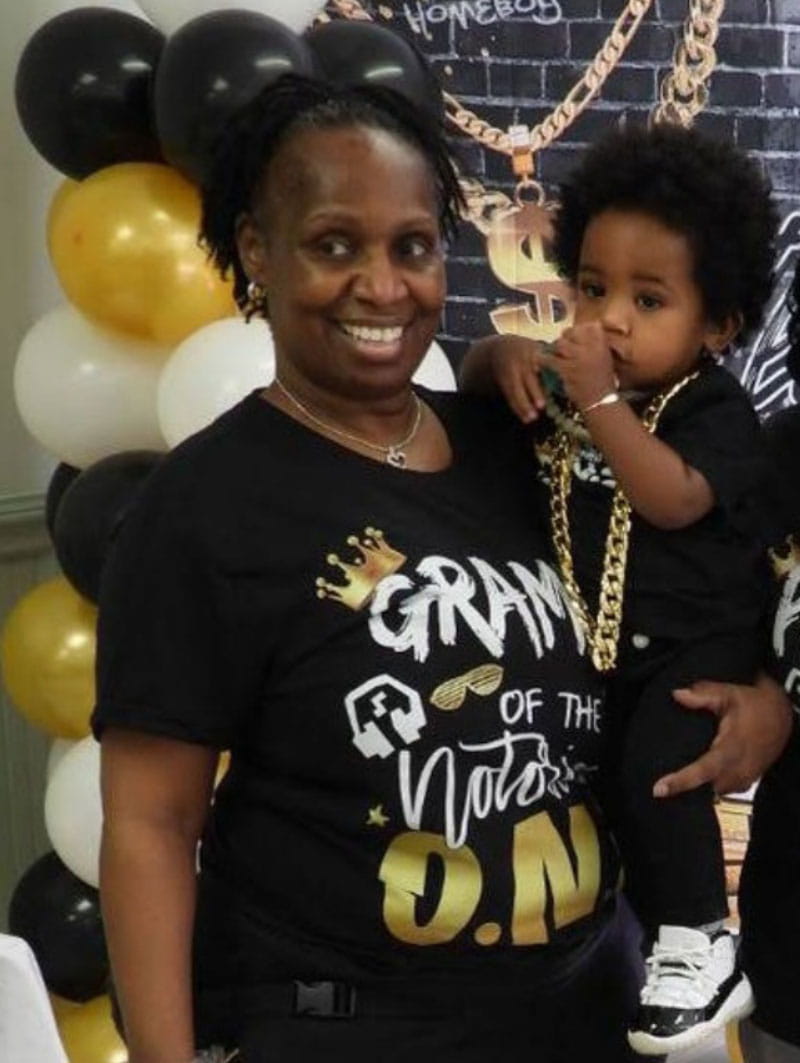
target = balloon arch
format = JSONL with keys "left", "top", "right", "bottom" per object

{"left": 3, "top": 6, "right": 456, "bottom": 1059}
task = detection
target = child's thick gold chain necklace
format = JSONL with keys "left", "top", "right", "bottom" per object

{"left": 547, "top": 372, "right": 698, "bottom": 673}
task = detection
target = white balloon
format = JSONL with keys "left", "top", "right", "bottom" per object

{"left": 137, "top": 0, "right": 323, "bottom": 35}
{"left": 46, "top": 738, "right": 77, "bottom": 780}
{"left": 413, "top": 340, "right": 457, "bottom": 391}
{"left": 14, "top": 305, "right": 170, "bottom": 468}
{"left": 44, "top": 736, "right": 102, "bottom": 889}
{"left": 158, "top": 316, "right": 275, "bottom": 447}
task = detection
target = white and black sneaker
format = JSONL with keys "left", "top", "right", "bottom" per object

{"left": 627, "top": 925, "right": 754, "bottom": 1056}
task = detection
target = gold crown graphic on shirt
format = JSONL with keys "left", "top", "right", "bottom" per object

{"left": 771, "top": 534, "right": 800, "bottom": 580}
{"left": 315, "top": 527, "right": 406, "bottom": 610}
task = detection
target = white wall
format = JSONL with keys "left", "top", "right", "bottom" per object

{"left": 0, "top": 0, "right": 147, "bottom": 498}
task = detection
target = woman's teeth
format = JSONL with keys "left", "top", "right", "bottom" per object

{"left": 340, "top": 323, "right": 403, "bottom": 344}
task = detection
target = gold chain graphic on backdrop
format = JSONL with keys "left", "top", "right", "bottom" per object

{"left": 329, "top": 1, "right": 723, "bottom": 165}
{"left": 653, "top": 0, "right": 725, "bottom": 126}
{"left": 545, "top": 372, "right": 698, "bottom": 672}
{"left": 449, "top": 0, "right": 650, "bottom": 161}
{"left": 331, "top": 0, "right": 653, "bottom": 165}
{"left": 327, "top": 1, "right": 724, "bottom": 345}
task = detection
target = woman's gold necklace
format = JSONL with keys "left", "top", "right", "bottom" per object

{"left": 273, "top": 378, "right": 423, "bottom": 468}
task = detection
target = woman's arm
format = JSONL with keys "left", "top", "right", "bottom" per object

{"left": 100, "top": 729, "right": 219, "bottom": 1063}
{"left": 652, "top": 674, "right": 794, "bottom": 798}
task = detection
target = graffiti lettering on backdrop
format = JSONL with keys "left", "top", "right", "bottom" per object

{"left": 400, "top": 0, "right": 563, "bottom": 38}
{"left": 729, "top": 212, "right": 800, "bottom": 417}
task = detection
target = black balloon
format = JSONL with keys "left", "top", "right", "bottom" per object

{"left": 15, "top": 8, "right": 165, "bottom": 180}
{"left": 154, "top": 10, "right": 317, "bottom": 185}
{"left": 45, "top": 462, "right": 81, "bottom": 541}
{"left": 306, "top": 21, "right": 443, "bottom": 118}
{"left": 53, "top": 450, "right": 162, "bottom": 603}
{"left": 8, "top": 851, "right": 108, "bottom": 1002}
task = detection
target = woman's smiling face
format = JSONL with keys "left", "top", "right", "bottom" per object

{"left": 237, "top": 123, "right": 446, "bottom": 402}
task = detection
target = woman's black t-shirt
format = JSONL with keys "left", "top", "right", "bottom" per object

{"left": 92, "top": 390, "right": 621, "bottom": 1025}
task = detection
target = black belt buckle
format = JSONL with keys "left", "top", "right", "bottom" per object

{"left": 293, "top": 980, "right": 356, "bottom": 1019}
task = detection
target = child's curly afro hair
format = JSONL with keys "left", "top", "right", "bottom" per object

{"left": 552, "top": 122, "right": 778, "bottom": 342}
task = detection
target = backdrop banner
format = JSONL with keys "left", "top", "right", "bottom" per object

{"left": 339, "top": 1, "right": 799, "bottom": 418}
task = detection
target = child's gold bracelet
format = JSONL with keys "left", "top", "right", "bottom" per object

{"left": 582, "top": 391, "right": 620, "bottom": 414}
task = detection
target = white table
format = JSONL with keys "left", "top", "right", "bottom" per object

{"left": 0, "top": 933, "right": 68, "bottom": 1063}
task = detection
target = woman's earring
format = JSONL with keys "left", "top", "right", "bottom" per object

{"left": 243, "top": 279, "right": 268, "bottom": 319}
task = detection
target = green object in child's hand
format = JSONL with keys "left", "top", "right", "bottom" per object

{"left": 539, "top": 363, "right": 563, "bottom": 396}
{"left": 535, "top": 341, "right": 562, "bottom": 395}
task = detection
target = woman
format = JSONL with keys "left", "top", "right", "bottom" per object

{"left": 93, "top": 75, "right": 791, "bottom": 1063}
{"left": 738, "top": 261, "right": 800, "bottom": 1063}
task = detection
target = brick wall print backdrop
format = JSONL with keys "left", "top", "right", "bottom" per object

{"left": 346, "top": 1, "right": 800, "bottom": 417}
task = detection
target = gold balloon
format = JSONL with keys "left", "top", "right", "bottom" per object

{"left": 49, "top": 177, "right": 81, "bottom": 221}
{"left": 47, "top": 163, "right": 235, "bottom": 347}
{"left": 58, "top": 995, "right": 128, "bottom": 1063}
{"left": 50, "top": 992, "right": 81, "bottom": 1024}
{"left": 0, "top": 577, "right": 97, "bottom": 738}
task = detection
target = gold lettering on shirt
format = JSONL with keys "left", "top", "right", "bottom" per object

{"left": 379, "top": 831, "right": 482, "bottom": 945}
{"left": 511, "top": 804, "right": 600, "bottom": 945}
{"left": 378, "top": 805, "right": 602, "bottom": 947}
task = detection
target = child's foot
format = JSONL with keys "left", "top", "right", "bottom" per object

{"left": 627, "top": 925, "right": 754, "bottom": 1056}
